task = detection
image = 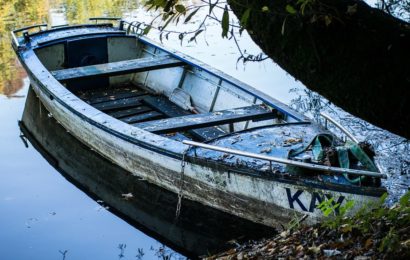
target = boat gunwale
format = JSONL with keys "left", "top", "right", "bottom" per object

{"left": 33, "top": 34, "right": 136, "bottom": 50}
{"left": 13, "top": 24, "right": 386, "bottom": 197}
{"left": 26, "top": 23, "right": 116, "bottom": 40}
{"left": 13, "top": 24, "right": 120, "bottom": 49}
{"left": 36, "top": 31, "right": 127, "bottom": 47}
{"left": 187, "top": 155, "right": 386, "bottom": 197}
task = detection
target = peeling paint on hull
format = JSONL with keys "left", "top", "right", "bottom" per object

{"left": 26, "top": 74, "right": 384, "bottom": 228}
{"left": 13, "top": 24, "right": 386, "bottom": 228}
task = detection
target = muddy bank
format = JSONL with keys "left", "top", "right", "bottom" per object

{"left": 204, "top": 193, "right": 410, "bottom": 259}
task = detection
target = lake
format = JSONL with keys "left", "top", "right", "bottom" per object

{"left": 0, "top": 0, "right": 408, "bottom": 259}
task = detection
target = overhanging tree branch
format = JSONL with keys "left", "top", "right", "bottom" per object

{"left": 142, "top": 0, "right": 410, "bottom": 139}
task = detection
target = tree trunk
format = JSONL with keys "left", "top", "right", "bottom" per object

{"left": 228, "top": 0, "right": 410, "bottom": 139}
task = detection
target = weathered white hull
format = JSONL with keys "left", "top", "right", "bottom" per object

{"left": 13, "top": 23, "right": 385, "bottom": 228}
{"left": 28, "top": 77, "right": 380, "bottom": 227}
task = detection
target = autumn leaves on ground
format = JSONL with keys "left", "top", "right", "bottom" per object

{"left": 205, "top": 192, "right": 410, "bottom": 259}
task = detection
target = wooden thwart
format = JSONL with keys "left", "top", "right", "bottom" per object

{"left": 135, "top": 105, "right": 276, "bottom": 134}
{"left": 141, "top": 96, "right": 225, "bottom": 140}
{"left": 51, "top": 55, "right": 185, "bottom": 81}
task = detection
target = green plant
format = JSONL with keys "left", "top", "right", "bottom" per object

{"left": 317, "top": 196, "right": 355, "bottom": 230}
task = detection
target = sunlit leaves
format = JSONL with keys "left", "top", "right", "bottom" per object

{"left": 281, "top": 17, "right": 287, "bottom": 35}
{"left": 175, "top": 4, "right": 186, "bottom": 14}
{"left": 346, "top": 3, "right": 358, "bottom": 15}
{"left": 240, "top": 8, "right": 251, "bottom": 28}
{"left": 221, "top": 5, "right": 229, "bottom": 38}
{"left": 184, "top": 7, "right": 200, "bottom": 23}
{"left": 189, "top": 29, "right": 204, "bottom": 43}
{"left": 161, "top": 13, "right": 175, "bottom": 31}
{"left": 324, "top": 15, "right": 332, "bottom": 26}
{"left": 339, "top": 200, "right": 355, "bottom": 216}
{"left": 399, "top": 191, "right": 410, "bottom": 207}
{"left": 296, "top": 0, "right": 314, "bottom": 15}
{"left": 239, "top": 8, "right": 251, "bottom": 35}
{"left": 317, "top": 197, "right": 340, "bottom": 217}
{"left": 178, "top": 33, "right": 184, "bottom": 45}
{"left": 209, "top": 1, "right": 217, "bottom": 15}
{"left": 286, "top": 4, "right": 297, "bottom": 14}
{"left": 143, "top": 25, "right": 151, "bottom": 35}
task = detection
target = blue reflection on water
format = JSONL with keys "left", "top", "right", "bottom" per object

{"left": 0, "top": 86, "right": 176, "bottom": 259}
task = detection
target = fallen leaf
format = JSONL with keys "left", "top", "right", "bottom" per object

{"left": 401, "top": 239, "right": 410, "bottom": 248}
{"left": 280, "top": 230, "right": 290, "bottom": 238}
{"left": 346, "top": 4, "right": 358, "bottom": 15}
{"left": 340, "top": 224, "right": 352, "bottom": 233}
{"left": 121, "top": 193, "right": 134, "bottom": 200}
{"left": 260, "top": 147, "right": 272, "bottom": 153}
{"left": 324, "top": 15, "right": 332, "bottom": 26}
{"left": 308, "top": 246, "right": 321, "bottom": 254}
{"left": 365, "top": 238, "right": 373, "bottom": 249}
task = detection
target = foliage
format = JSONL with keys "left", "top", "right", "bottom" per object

{"left": 321, "top": 193, "right": 387, "bottom": 230}
{"left": 0, "top": 0, "right": 132, "bottom": 96}
{"left": 320, "top": 191, "right": 410, "bottom": 255}
{"left": 377, "top": 0, "right": 410, "bottom": 22}
{"left": 0, "top": 0, "right": 50, "bottom": 96}
{"left": 140, "top": 0, "right": 410, "bottom": 67}
{"left": 317, "top": 197, "right": 355, "bottom": 218}
{"left": 142, "top": 0, "right": 270, "bottom": 63}
{"left": 206, "top": 191, "right": 410, "bottom": 259}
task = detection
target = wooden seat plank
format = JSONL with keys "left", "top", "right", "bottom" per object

{"left": 135, "top": 105, "right": 276, "bottom": 134}
{"left": 52, "top": 55, "right": 185, "bottom": 81}
{"left": 141, "top": 96, "right": 226, "bottom": 141}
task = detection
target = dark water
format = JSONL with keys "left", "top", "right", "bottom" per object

{"left": 12, "top": 87, "right": 273, "bottom": 259}
{"left": 0, "top": 2, "right": 279, "bottom": 259}
{"left": 1, "top": 88, "right": 187, "bottom": 259}
{"left": 0, "top": 0, "right": 409, "bottom": 259}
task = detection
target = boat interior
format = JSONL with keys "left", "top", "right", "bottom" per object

{"left": 35, "top": 34, "right": 294, "bottom": 142}
{"left": 27, "top": 25, "right": 383, "bottom": 187}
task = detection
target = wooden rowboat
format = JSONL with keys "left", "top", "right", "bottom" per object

{"left": 19, "top": 88, "right": 274, "bottom": 257}
{"left": 12, "top": 19, "right": 386, "bottom": 227}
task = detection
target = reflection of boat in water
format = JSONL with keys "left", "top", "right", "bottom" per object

{"left": 19, "top": 87, "right": 274, "bottom": 257}
{"left": 12, "top": 20, "right": 386, "bottom": 227}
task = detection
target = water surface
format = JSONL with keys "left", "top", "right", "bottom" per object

{"left": 0, "top": 0, "right": 409, "bottom": 259}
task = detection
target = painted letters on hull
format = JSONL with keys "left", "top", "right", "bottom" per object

{"left": 285, "top": 188, "right": 345, "bottom": 214}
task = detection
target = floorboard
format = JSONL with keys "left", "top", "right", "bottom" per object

{"left": 93, "top": 97, "right": 142, "bottom": 112}
{"left": 136, "top": 105, "right": 276, "bottom": 134}
{"left": 107, "top": 106, "right": 152, "bottom": 119}
{"left": 77, "top": 87, "right": 138, "bottom": 101}
{"left": 123, "top": 111, "right": 163, "bottom": 124}
{"left": 88, "top": 91, "right": 147, "bottom": 105}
